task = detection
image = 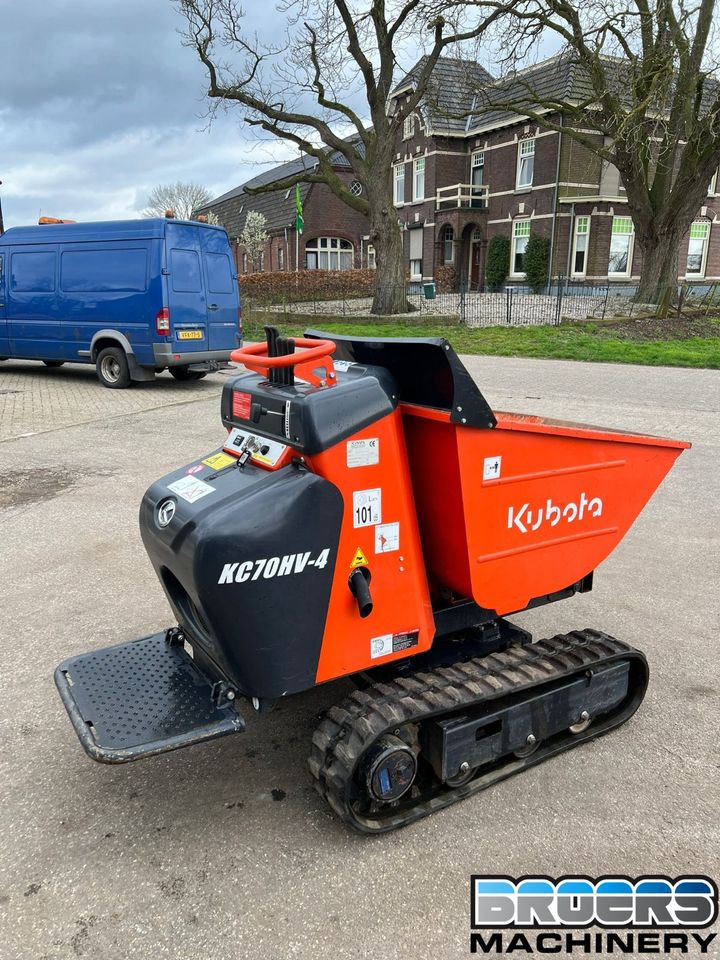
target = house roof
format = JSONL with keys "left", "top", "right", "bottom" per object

{"left": 392, "top": 56, "right": 495, "bottom": 135}
{"left": 197, "top": 141, "right": 366, "bottom": 238}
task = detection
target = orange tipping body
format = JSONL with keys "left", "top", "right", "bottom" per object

{"left": 402, "top": 404, "right": 690, "bottom": 616}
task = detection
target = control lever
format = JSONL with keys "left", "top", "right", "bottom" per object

{"left": 348, "top": 567, "right": 373, "bottom": 618}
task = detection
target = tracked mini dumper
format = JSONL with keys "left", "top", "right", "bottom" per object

{"left": 55, "top": 330, "right": 690, "bottom": 833}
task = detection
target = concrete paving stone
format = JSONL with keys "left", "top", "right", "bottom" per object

{"left": 0, "top": 355, "right": 718, "bottom": 960}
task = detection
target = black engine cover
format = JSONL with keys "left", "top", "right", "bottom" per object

{"left": 140, "top": 461, "right": 342, "bottom": 699}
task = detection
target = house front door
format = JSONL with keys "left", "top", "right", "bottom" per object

{"left": 470, "top": 237, "right": 484, "bottom": 290}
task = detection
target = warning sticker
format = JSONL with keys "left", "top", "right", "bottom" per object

{"left": 346, "top": 438, "right": 379, "bottom": 468}
{"left": 203, "top": 452, "right": 235, "bottom": 471}
{"left": 375, "top": 522, "right": 400, "bottom": 553}
{"left": 353, "top": 488, "right": 382, "bottom": 528}
{"left": 167, "top": 475, "right": 215, "bottom": 504}
{"left": 350, "top": 547, "right": 369, "bottom": 569}
{"left": 370, "top": 629, "right": 420, "bottom": 660}
{"left": 483, "top": 455, "right": 502, "bottom": 481}
{"left": 186, "top": 463, "right": 204, "bottom": 476}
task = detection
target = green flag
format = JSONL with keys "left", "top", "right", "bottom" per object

{"left": 295, "top": 183, "right": 304, "bottom": 234}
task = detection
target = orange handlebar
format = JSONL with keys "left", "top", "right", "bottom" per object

{"left": 231, "top": 338, "right": 337, "bottom": 388}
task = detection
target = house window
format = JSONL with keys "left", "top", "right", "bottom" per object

{"left": 608, "top": 217, "right": 634, "bottom": 276}
{"left": 305, "top": 237, "right": 354, "bottom": 270}
{"left": 511, "top": 219, "right": 531, "bottom": 275}
{"left": 572, "top": 216, "right": 590, "bottom": 276}
{"left": 413, "top": 157, "right": 425, "bottom": 202}
{"left": 709, "top": 169, "right": 718, "bottom": 195}
{"left": 442, "top": 225, "right": 455, "bottom": 264}
{"left": 409, "top": 227, "right": 423, "bottom": 279}
{"left": 471, "top": 152, "right": 484, "bottom": 186}
{"left": 258, "top": 251, "right": 265, "bottom": 272}
{"left": 686, "top": 221, "right": 710, "bottom": 276}
{"left": 367, "top": 244, "right": 376, "bottom": 269}
{"left": 278, "top": 247, "right": 285, "bottom": 271}
{"left": 403, "top": 113, "right": 415, "bottom": 140}
{"left": 516, "top": 138, "right": 535, "bottom": 189}
{"left": 242, "top": 253, "right": 248, "bottom": 273}
{"left": 394, "top": 164, "right": 405, "bottom": 206}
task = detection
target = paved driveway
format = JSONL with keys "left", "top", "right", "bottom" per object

{"left": 0, "top": 356, "right": 718, "bottom": 960}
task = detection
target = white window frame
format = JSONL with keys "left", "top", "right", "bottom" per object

{"left": 571, "top": 216, "right": 590, "bottom": 277}
{"left": 709, "top": 169, "right": 718, "bottom": 196}
{"left": 516, "top": 139, "right": 535, "bottom": 189}
{"left": 393, "top": 164, "right": 405, "bottom": 206}
{"left": 242, "top": 252, "right": 248, "bottom": 273}
{"left": 304, "top": 236, "right": 354, "bottom": 271}
{"left": 685, "top": 221, "right": 711, "bottom": 277}
{"left": 608, "top": 216, "right": 634, "bottom": 277}
{"left": 258, "top": 251, "right": 265, "bottom": 272}
{"left": 413, "top": 156, "right": 425, "bottom": 202}
{"left": 442, "top": 225, "right": 455, "bottom": 265}
{"left": 403, "top": 113, "right": 415, "bottom": 140}
{"left": 367, "top": 244, "right": 376, "bottom": 270}
{"left": 511, "top": 219, "right": 531, "bottom": 277}
{"left": 278, "top": 247, "right": 285, "bottom": 271}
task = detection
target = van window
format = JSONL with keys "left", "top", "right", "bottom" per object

{"left": 62, "top": 249, "right": 147, "bottom": 292}
{"left": 205, "top": 253, "right": 234, "bottom": 293}
{"left": 171, "top": 249, "right": 202, "bottom": 292}
{"left": 11, "top": 251, "right": 56, "bottom": 292}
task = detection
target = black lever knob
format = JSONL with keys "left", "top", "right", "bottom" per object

{"left": 348, "top": 567, "right": 373, "bottom": 618}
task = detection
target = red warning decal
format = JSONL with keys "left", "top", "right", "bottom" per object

{"left": 233, "top": 391, "right": 252, "bottom": 419}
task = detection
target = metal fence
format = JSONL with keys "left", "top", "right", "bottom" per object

{"left": 244, "top": 277, "right": 720, "bottom": 328}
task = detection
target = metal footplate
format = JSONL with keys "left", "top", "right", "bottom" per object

{"left": 309, "top": 629, "right": 649, "bottom": 833}
{"left": 55, "top": 630, "right": 245, "bottom": 764}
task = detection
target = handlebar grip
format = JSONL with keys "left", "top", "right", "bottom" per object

{"left": 348, "top": 568, "right": 373, "bottom": 619}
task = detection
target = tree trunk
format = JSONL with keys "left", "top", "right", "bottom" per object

{"left": 368, "top": 195, "right": 409, "bottom": 315}
{"left": 635, "top": 229, "right": 681, "bottom": 306}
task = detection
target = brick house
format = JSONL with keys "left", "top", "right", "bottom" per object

{"left": 201, "top": 55, "right": 720, "bottom": 288}
{"left": 196, "top": 152, "right": 373, "bottom": 276}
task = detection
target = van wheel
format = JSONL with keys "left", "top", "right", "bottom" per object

{"left": 43, "top": 360, "right": 65, "bottom": 368}
{"left": 96, "top": 347, "right": 131, "bottom": 389}
{"left": 169, "top": 366, "right": 208, "bottom": 381}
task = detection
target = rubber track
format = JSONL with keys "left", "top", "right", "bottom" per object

{"left": 308, "top": 629, "right": 648, "bottom": 833}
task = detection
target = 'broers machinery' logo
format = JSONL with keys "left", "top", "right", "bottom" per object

{"left": 508, "top": 493, "right": 603, "bottom": 534}
{"left": 470, "top": 876, "right": 718, "bottom": 956}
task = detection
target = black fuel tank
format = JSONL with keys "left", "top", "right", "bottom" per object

{"left": 140, "top": 460, "right": 342, "bottom": 699}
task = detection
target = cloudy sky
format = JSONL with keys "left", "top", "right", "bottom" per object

{"left": 0, "top": 1, "right": 299, "bottom": 228}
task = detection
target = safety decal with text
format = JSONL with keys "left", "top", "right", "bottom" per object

{"left": 168, "top": 475, "right": 215, "bottom": 503}
{"left": 352, "top": 488, "right": 382, "bottom": 528}
{"left": 350, "top": 547, "right": 369, "bottom": 569}
{"left": 375, "top": 522, "right": 399, "bottom": 553}
{"left": 370, "top": 630, "right": 419, "bottom": 660}
{"left": 203, "top": 452, "right": 236, "bottom": 471}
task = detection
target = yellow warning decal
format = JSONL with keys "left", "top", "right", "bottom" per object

{"left": 350, "top": 547, "right": 368, "bottom": 569}
{"left": 203, "top": 452, "right": 236, "bottom": 470}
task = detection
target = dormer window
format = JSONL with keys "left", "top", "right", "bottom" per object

{"left": 403, "top": 113, "right": 416, "bottom": 140}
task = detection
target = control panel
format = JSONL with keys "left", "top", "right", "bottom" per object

{"left": 223, "top": 427, "right": 292, "bottom": 470}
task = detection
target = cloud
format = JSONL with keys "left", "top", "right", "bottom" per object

{"left": 0, "top": 0, "right": 292, "bottom": 227}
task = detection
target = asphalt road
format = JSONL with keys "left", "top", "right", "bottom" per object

{"left": 0, "top": 356, "right": 718, "bottom": 960}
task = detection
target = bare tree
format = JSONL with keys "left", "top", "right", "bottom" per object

{"left": 240, "top": 210, "right": 269, "bottom": 269}
{"left": 457, "top": 0, "right": 720, "bottom": 301}
{"left": 174, "top": 0, "right": 508, "bottom": 314}
{"left": 143, "top": 181, "right": 214, "bottom": 220}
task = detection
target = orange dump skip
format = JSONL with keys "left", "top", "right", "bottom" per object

{"left": 402, "top": 404, "right": 690, "bottom": 616}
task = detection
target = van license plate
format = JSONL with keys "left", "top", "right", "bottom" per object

{"left": 179, "top": 330, "right": 203, "bottom": 340}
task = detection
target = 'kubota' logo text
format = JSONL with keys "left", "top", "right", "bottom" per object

{"left": 218, "top": 549, "right": 331, "bottom": 584}
{"left": 508, "top": 492, "right": 603, "bottom": 534}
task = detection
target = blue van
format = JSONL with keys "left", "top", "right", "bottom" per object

{"left": 0, "top": 218, "right": 242, "bottom": 388}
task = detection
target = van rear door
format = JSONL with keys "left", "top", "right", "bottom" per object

{"left": 199, "top": 227, "right": 239, "bottom": 351}
{"left": 165, "top": 223, "right": 208, "bottom": 352}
